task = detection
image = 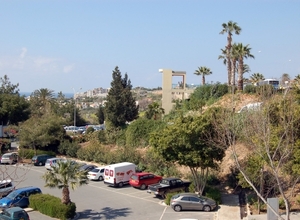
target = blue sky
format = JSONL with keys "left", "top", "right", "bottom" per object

{"left": 1, "top": 0, "right": 299, "bottom": 94}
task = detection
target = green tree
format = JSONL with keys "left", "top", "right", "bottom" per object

{"left": 97, "top": 106, "right": 105, "bottom": 124}
{"left": 145, "top": 102, "right": 165, "bottom": 120}
{"left": 150, "top": 112, "right": 225, "bottom": 195}
{"left": 235, "top": 43, "right": 255, "bottom": 91}
{"left": 220, "top": 21, "right": 242, "bottom": 86}
{"left": 280, "top": 73, "right": 290, "bottom": 87}
{"left": 30, "top": 88, "right": 55, "bottom": 116}
{"left": 0, "top": 75, "right": 30, "bottom": 125}
{"left": 42, "top": 160, "right": 88, "bottom": 204}
{"left": 0, "top": 75, "right": 19, "bottom": 94}
{"left": 105, "top": 66, "right": 139, "bottom": 127}
{"left": 194, "top": 66, "right": 212, "bottom": 85}
{"left": 18, "top": 114, "right": 65, "bottom": 152}
{"left": 250, "top": 73, "right": 265, "bottom": 86}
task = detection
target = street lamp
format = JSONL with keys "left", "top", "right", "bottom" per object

{"left": 73, "top": 88, "right": 82, "bottom": 130}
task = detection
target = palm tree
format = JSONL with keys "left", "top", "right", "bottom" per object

{"left": 43, "top": 160, "right": 88, "bottom": 204}
{"left": 220, "top": 21, "right": 242, "bottom": 86}
{"left": 235, "top": 43, "right": 255, "bottom": 91}
{"left": 250, "top": 73, "right": 265, "bottom": 86}
{"left": 145, "top": 102, "right": 165, "bottom": 120}
{"left": 31, "top": 88, "right": 55, "bottom": 115}
{"left": 294, "top": 74, "right": 300, "bottom": 87}
{"left": 194, "top": 66, "right": 212, "bottom": 85}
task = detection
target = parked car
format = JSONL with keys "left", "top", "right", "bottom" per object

{"left": 79, "top": 164, "right": 97, "bottom": 172}
{"left": 0, "top": 153, "right": 18, "bottom": 165}
{"left": 87, "top": 167, "right": 105, "bottom": 181}
{"left": 0, "top": 186, "right": 42, "bottom": 209}
{"left": 170, "top": 193, "right": 217, "bottom": 212}
{"left": 0, "top": 207, "right": 30, "bottom": 220}
{"left": 0, "top": 180, "right": 14, "bottom": 198}
{"left": 32, "top": 154, "right": 54, "bottom": 166}
{"left": 45, "top": 158, "right": 66, "bottom": 170}
{"left": 129, "top": 172, "right": 162, "bottom": 190}
{"left": 147, "top": 177, "right": 191, "bottom": 198}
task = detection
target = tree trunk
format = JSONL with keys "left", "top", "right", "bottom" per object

{"left": 237, "top": 58, "right": 244, "bottom": 91}
{"left": 202, "top": 75, "right": 205, "bottom": 85}
{"left": 62, "top": 187, "right": 71, "bottom": 204}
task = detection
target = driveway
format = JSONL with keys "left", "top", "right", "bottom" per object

{"left": 1, "top": 164, "right": 217, "bottom": 220}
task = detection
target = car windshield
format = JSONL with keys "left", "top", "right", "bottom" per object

{"left": 131, "top": 175, "right": 138, "bottom": 180}
{"left": 160, "top": 179, "right": 169, "bottom": 185}
{"left": 91, "top": 168, "right": 99, "bottom": 173}
{"left": 6, "top": 190, "right": 18, "bottom": 199}
{"left": 2, "top": 155, "right": 10, "bottom": 158}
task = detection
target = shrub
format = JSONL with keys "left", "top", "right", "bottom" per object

{"left": 244, "top": 84, "right": 256, "bottom": 94}
{"left": 86, "top": 127, "right": 95, "bottom": 134}
{"left": 165, "top": 191, "right": 184, "bottom": 205}
{"left": 29, "top": 194, "right": 76, "bottom": 220}
{"left": 18, "top": 148, "right": 56, "bottom": 159}
{"left": 204, "top": 186, "right": 221, "bottom": 205}
{"left": 58, "top": 140, "right": 81, "bottom": 157}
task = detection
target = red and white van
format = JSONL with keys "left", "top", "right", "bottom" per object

{"left": 103, "top": 162, "right": 136, "bottom": 187}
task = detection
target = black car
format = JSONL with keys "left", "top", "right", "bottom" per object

{"left": 79, "top": 164, "right": 97, "bottom": 172}
{"left": 32, "top": 154, "right": 54, "bottom": 166}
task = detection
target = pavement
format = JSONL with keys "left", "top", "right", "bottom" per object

{"left": 22, "top": 193, "right": 300, "bottom": 220}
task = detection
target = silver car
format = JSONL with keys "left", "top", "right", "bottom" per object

{"left": 1, "top": 153, "right": 18, "bottom": 165}
{"left": 170, "top": 193, "right": 217, "bottom": 212}
{"left": 45, "top": 158, "right": 66, "bottom": 170}
{"left": 0, "top": 180, "right": 14, "bottom": 198}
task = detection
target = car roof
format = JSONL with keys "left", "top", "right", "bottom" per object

{"left": 13, "top": 186, "right": 40, "bottom": 192}
{"left": 4, "top": 207, "right": 24, "bottom": 212}
{"left": 0, "top": 179, "right": 12, "bottom": 185}
{"left": 163, "top": 177, "right": 180, "bottom": 181}
{"left": 2, "top": 152, "right": 17, "bottom": 156}
{"left": 133, "top": 172, "right": 154, "bottom": 176}
{"left": 47, "top": 157, "right": 63, "bottom": 161}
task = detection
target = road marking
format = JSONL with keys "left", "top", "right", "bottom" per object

{"left": 159, "top": 206, "right": 167, "bottom": 220}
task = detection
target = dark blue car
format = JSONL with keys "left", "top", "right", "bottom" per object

{"left": 0, "top": 186, "right": 41, "bottom": 208}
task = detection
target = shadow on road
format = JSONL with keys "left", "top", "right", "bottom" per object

{"left": 78, "top": 207, "right": 132, "bottom": 219}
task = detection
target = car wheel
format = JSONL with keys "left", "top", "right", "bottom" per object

{"left": 118, "top": 182, "right": 123, "bottom": 187}
{"left": 38, "top": 162, "right": 43, "bottom": 166}
{"left": 98, "top": 176, "right": 103, "bottom": 181}
{"left": 203, "top": 205, "right": 211, "bottom": 212}
{"left": 140, "top": 184, "right": 147, "bottom": 190}
{"left": 174, "top": 205, "right": 182, "bottom": 212}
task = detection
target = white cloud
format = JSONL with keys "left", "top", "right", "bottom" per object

{"left": 63, "top": 64, "right": 75, "bottom": 73}
{"left": 34, "top": 57, "right": 57, "bottom": 68}
{"left": 20, "top": 47, "right": 27, "bottom": 59}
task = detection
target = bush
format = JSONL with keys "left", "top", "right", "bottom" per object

{"left": 18, "top": 148, "right": 56, "bottom": 159}
{"left": 204, "top": 186, "right": 221, "bottom": 205}
{"left": 58, "top": 140, "right": 81, "bottom": 157}
{"left": 244, "top": 84, "right": 256, "bottom": 94}
{"left": 29, "top": 194, "right": 76, "bottom": 220}
{"left": 86, "top": 126, "right": 95, "bottom": 134}
{"left": 165, "top": 191, "right": 184, "bottom": 205}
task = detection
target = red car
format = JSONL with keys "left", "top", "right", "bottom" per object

{"left": 129, "top": 172, "right": 162, "bottom": 190}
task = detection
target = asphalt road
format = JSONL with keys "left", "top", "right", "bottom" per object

{"left": 1, "top": 163, "right": 217, "bottom": 220}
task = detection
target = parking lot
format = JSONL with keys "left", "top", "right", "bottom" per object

{"left": 1, "top": 164, "right": 217, "bottom": 220}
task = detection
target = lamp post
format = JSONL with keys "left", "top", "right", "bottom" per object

{"left": 73, "top": 88, "right": 82, "bottom": 130}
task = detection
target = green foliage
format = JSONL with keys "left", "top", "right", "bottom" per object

{"left": 150, "top": 112, "right": 226, "bottom": 193}
{"left": 279, "top": 198, "right": 286, "bottom": 209}
{"left": 125, "top": 118, "right": 166, "bottom": 147}
{"left": 144, "top": 102, "right": 165, "bottom": 120}
{"left": 86, "top": 126, "right": 95, "bottom": 134}
{"left": 97, "top": 106, "right": 105, "bottom": 124}
{"left": 204, "top": 186, "right": 222, "bottom": 204}
{"left": 165, "top": 191, "right": 184, "bottom": 205}
{"left": 105, "top": 66, "right": 139, "bottom": 127}
{"left": 256, "top": 84, "right": 276, "bottom": 99}
{"left": 18, "top": 148, "right": 56, "bottom": 159}
{"left": 0, "top": 139, "right": 11, "bottom": 153}
{"left": 18, "top": 114, "right": 65, "bottom": 151}
{"left": 29, "top": 194, "right": 76, "bottom": 220}
{"left": 58, "top": 140, "right": 81, "bottom": 157}
{"left": 244, "top": 84, "right": 257, "bottom": 94}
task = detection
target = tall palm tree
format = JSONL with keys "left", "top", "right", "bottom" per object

{"left": 31, "top": 88, "right": 55, "bottom": 115}
{"left": 230, "top": 43, "right": 240, "bottom": 86}
{"left": 220, "top": 21, "right": 242, "bottom": 86}
{"left": 194, "top": 66, "right": 212, "bottom": 85}
{"left": 43, "top": 160, "right": 88, "bottom": 204}
{"left": 250, "top": 73, "right": 265, "bottom": 85}
{"left": 235, "top": 43, "right": 255, "bottom": 91}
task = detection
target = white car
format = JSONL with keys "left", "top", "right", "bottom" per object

{"left": 0, "top": 180, "right": 14, "bottom": 198}
{"left": 45, "top": 158, "right": 66, "bottom": 170}
{"left": 1, "top": 153, "right": 18, "bottom": 165}
{"left": 87, "top": 167, "right": 105, "bottom": 181}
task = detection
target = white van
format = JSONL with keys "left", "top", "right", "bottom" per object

{"left": 103, "top": 162, "right": 136, "bottom": 187}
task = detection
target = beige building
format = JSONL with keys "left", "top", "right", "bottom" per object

{"left": 159, "top": 69, "right": 194, "bottom": 114}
